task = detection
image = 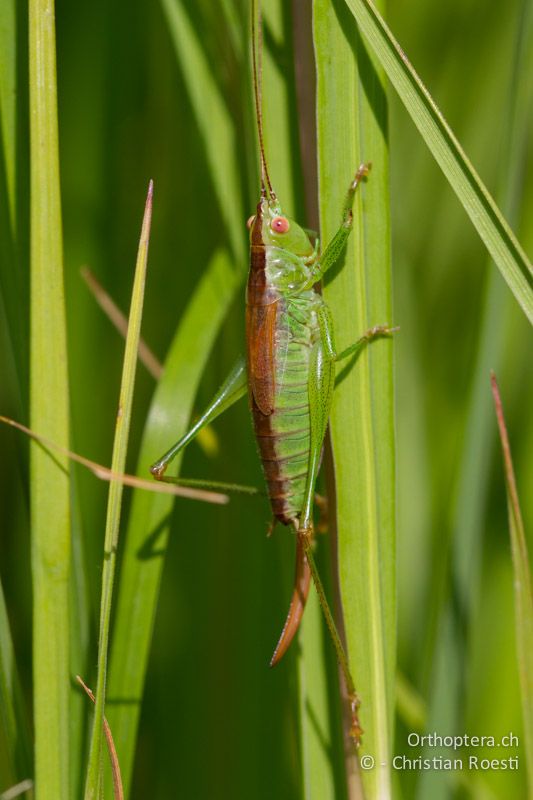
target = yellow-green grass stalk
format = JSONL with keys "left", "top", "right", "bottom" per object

{"left": 314, "top": 1, "right": 395, "bottom": 798}
{"left": 29, "top": 0, "right": 71, "bottom": 795}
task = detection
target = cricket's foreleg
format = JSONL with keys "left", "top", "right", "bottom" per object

{"left": 150, "top": 356, "right": 247, "bottom": 479}
{"left": 305, "top": 163, "right": 371, "bottom": 286}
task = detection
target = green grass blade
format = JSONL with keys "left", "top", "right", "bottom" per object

{"left": 68, "top": 481, "right": 92, "bottom": 799}
{"left": 219, "top": 0, "right": 243, "bottom": 59}
{"left": 29, "top": 0, "right": 71, "bottom": 795}
{"left": 84, "top": 183, "right": 153, "bottom": 799}
{"left": 314, "top": 1, "right": 395, "bottom": 798}
{"left": 0, "top": 580, "right": 32, "bottom": 785}
{"left": 342, "top": 0, "right": 533, "bottom": 323}
{"left": 395, "top": 672, "right": 426, "bottom": 733}
{"left": 491, "top": 374, "right": 533, "bottom": 793}
{"left": 105, "top": 250, "right": 238, "bottom": 797}
{"left": 160, "top": 0, "right": 245, "bottom": 265}
{"left": 298, "top": 590, "right": 345, "bottom": 800}
{"left": 0, "top": 0, "right": 16, "bottom": 224}
{"left": 0, "top": 0, "right": 28, "bottom": 413}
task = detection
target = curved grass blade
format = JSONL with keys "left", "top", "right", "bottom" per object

{"left": 314, "top": 0, "right": 395, "bottom": 797}
{"left": 491, "top": 374, "right": 533, "bottom": 794}
{"left": 84, "top": 183, "right": 153, "bottom": 800}
{"left": 29, "top": 0, "right": 71, "bottom": 795}
{"left": 342, "top": 0, "right": 533, "bottom": 323}
{"left": 104, "top": 250, "right": 238, "bottom": 797}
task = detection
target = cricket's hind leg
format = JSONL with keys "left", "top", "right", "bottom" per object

{"left": 269, "top": 524, "right": 312, "bottom": 667}
{"left": 298, "top": 531, "right": 363, "bottom": 745}
{"left": 150, "top": 356, "right": 247, "bottom": 478}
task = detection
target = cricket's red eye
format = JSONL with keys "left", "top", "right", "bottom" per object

{"left": 246, "top": 215, "right": 255, "bottom": 229}
{"left": 271, "top": 216, "right": 290, "bottom": 234}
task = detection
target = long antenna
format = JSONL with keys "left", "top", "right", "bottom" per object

{"left": 251, "top": 0, "right": 275, "bottom": 199}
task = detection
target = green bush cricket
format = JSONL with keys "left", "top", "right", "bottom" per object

{"left": 150, "top": 0, "right": 395, "bottom": 745}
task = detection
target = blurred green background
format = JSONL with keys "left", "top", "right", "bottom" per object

{"left": 0, "top": 0, "right": 531, "bottom": 797}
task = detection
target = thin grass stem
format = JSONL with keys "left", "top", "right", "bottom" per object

{"left": 84, "top": 183, "right": 153, "bottom": 799}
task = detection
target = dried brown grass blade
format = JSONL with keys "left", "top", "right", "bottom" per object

{"left": 0, "top": 416, "right": 228, "bottom": 505}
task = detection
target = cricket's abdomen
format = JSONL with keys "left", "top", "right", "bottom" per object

{"left": 248, "top": 297, "right": 315, "bottom": 526}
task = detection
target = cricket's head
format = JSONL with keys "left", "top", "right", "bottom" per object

{"left": 248, "top": 194, "right": 314, "bottom": 257}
